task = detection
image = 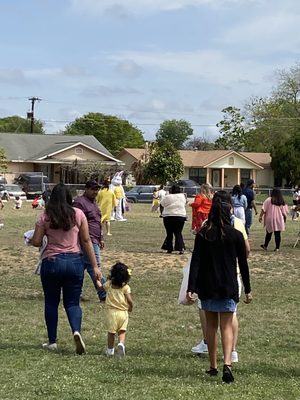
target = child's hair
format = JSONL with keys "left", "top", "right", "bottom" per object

{"left": 108, "top": 262, "right": 130, "bottom": 287}
{"left": 232, "top": 184, "right": 243, "bottom": 199}
{"left": 15, "top": 196, "right": 20, "bottom": 200}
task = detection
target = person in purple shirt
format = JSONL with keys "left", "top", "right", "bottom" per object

{"left": 73, "top": 180, "right": 106, "bottom": 301}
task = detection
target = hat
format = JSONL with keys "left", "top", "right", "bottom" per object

{"left": 85, "top": 180, "right": 100, "bottom": 189}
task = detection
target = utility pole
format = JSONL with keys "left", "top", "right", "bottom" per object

{"left": 27, "top": 97, "right": 42, "bottom": 133}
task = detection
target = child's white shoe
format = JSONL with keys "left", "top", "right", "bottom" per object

{"left": 117, "top": 342, "right": 125, "bottom": 357}
{"left": 105, "top": 348, "right": 114, "bottom": 357}
{"left": 42, "top": 342, "right": 57, "bottom": 351}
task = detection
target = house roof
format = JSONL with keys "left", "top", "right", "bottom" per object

{"left": 120, "top": 148, "right": 271, "bottom": 168}
{"left": 0, "top": 133, "right": 120, "bottom": 163}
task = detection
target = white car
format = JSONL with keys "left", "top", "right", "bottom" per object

{"left": 0, "top": 184, "right": 27, "bottom": 200}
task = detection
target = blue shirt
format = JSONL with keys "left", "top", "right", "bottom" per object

{"left": 242, "top": 188, "right": 255, "bottom": 209}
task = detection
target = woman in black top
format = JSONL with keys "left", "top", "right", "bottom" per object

{"left": 186, "top": 197, "right": 252, "bottom": 383}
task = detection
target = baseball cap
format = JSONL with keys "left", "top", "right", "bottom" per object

{"left": 85, "top": 180, "right": 100, "bottom": 189}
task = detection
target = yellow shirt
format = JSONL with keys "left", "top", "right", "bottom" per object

{"left": 234, "top": 217, "right": 248, "bottom": 240}
{"left": 114, "top": 186, "right": 123, "bottom": 200}
{"left": 103, "top": 281, "right": 131, "bottom": 311}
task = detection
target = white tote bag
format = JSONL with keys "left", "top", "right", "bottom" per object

{"left": 178, "top": 257, "right": 198, "bottom": 305}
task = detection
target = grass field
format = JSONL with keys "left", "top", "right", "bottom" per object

{"left": 0, "top": 201, "right": 299, "bottom": 400}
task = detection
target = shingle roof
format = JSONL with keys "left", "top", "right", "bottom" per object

{"left": 0, "top": 133, "right": 119, "bottom": 162}
{"left": 121, "top": 148, "right": 271, "bottom": 168}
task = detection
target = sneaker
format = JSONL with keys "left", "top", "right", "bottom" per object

{"left": 105, "top": 348, "right": 114, "bottom": 357}
{"left": 231, "top": 350, "right": 238, "bottom": 363}
{"left": 117, "top": 342, "right": 125, "bottom": 357}
{"left": 260, "top": 244, "right": 267, "bottom": 251}
{"left": 73, "top": 331, "right": 85, "bottom": 355}
{"left": 42, "top": 342, "right": 57, "bottom": 351}
{"left": 191, "top": 340, "right": 208, "bottom": 354}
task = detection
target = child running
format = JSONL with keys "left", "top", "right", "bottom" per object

{"left": 99, "top": 262, "right": 133, "bottom": 357}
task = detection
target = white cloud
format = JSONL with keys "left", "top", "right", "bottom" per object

{"left": 81, "top": 85, "right": 140, "bottom": 97}
{"left": 115, "top": 59, "right": 143, "bottom": 78}
{"left": 0, "top": 69, "right": 34, "bottom": 86}
{"left": 70, "top": 0, "right": 257, "bottom": 16}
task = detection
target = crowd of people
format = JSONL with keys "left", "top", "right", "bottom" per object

{"left": 4, "top": 175, "right": 294, "bottom": 384}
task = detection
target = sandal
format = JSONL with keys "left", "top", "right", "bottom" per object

{"left": 205, "top": 367, "right": 218, "bottom": 376}
{"left": 222, "top": 364, "right": 234, "bottom": 383}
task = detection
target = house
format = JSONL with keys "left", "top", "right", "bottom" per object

{"left": 117, "top": 148, "right": 274, "bottom": 188}
{"left": 0, "top": 133, "right": 123, "bottom": 184}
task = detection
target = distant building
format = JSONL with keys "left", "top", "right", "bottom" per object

{"left": 0, "top": 133, "right": 123, "bottom": 184}
{"left": 117, "top": 148, "right": 273, "bottom": 188}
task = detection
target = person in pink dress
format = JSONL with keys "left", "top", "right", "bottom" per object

{"left": 259, "top": 188, "right": 289, "bottom": 252}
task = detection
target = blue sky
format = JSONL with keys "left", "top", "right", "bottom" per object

{"left": 1, "top": 0, "right": 300, "bottom": 141}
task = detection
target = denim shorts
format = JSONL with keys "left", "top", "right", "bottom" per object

{"left": 201, "top": 298, "right": 237, "bottom": 313}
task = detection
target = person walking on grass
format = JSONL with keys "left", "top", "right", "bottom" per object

{"left": 73, "top": 180, "right": 106, "bottom": 301}
{"left": 186, "top": 197, "right": 252, "bottom": 384}
{"left": 242, "top": 179, "right": 257, "bottom": 234}
{"left": 191, "top": 191, "right": 250, "bottom": 364}
{"left": 96, "top": 179, "right": 117, "bottom": 236}
{"left": 30, "top": 184, "right": 101, "bottom": 354}
{"left": 189, "top": 183, "right": 213, "bottom": 234}
{"left": 97, "top": 262, "right": 133, "bottom": 357}
{"left": 259, "top": 188, "right": 289, "bottom": 252}
{"left": 231, "top": 184, "right": 247, "bottom": 225}
{"left": 160, "top": 184, "right": 187, "bottom": 255}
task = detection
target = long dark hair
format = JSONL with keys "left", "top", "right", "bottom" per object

{"left": 45, "top": 184, "right": 75, "bottom": 230}
{"left": 232, "top": 184, "right": 242, "bottom": 199}
{"left": 271, "top": 188, "right": 285, "bottom": 206}
{"left": 202, "top": 192, "right": 232, "bottom": 241}
{"left": 108, "top": 262, "right": 130, "bottom": 288}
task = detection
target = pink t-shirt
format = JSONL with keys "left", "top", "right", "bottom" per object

{"left": 36, "top": 207, "right": 86, "bottom": 258}
{"left": 262, "top": 197, "right": 289, "bottom": 233}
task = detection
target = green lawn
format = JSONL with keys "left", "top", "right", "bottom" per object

{"left": 0, "top": 202, "right": 299, "bottom": 400}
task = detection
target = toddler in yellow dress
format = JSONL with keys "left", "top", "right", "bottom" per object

{"left": 99, "top": 262, "right": 133, "bottom": 357}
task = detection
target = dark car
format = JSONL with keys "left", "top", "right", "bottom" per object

{"left": 166, "top": 179, "right": 200, "bottom": 197}
{"left": 14, "top": 173, "right": 49, "bottom": 199}
{"left": 125, "top": 185, "right": 159, "bottom": 203}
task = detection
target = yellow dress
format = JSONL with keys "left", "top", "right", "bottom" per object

{"left": 96, "top": 188, "right": 117, "bottom": 223}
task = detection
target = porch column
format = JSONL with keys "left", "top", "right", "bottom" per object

{"left": 252, "top": 169, "right": 257, "bottom": 183}
{"left": 206, "top": 168, "right": 210, "bottom": 184}
{"left": 237, "top": 168, "right": 241, "bottom": 185}
{"left": 221, "top": 168, "right": 225, "bottom": 188}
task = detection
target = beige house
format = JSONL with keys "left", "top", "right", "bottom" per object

{"left": 118, "top": 148, "right": 273, "bottom": 188}
{"left": 0, "top": 133, "right": 123, "bottom": 184}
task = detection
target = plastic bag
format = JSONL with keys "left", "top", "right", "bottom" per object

{"left": 178, "top": 257, "right": 197, "bottom": 305}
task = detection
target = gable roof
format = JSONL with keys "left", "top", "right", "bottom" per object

{"left": 0, "top": 133, "right": 120, "bottom": 163}
{"left": 120, "top": 148, "right": 271, "bottom": 168}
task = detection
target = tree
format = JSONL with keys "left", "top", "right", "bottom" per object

{"left": 214, "top": 106, "right": 247, "bottom": 151}
{"left": 184, "top": 135, "right": 215, "bottom": 150}
{"left": 156, "top": 119, "right": 193, "bottom": 149}
{"left": 0, "top": 116, "right": 44, "bottom": 134}
{"left": 63, "top": 112, "right": 145, "bottom": 155}
{"left": 144, "top": 143, "right": 184, "bottom": 184}
{"left": 0, "top": 148, "right": 8, "bottom": 172}
{"left": 271, "top": 131, "right": 300, "bottom": 186}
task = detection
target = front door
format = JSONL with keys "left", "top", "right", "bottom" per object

{"left": 212, "top": 169, "right": 221, "bottom": 187}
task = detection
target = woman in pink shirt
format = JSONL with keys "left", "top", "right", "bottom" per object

{"left": 259, "top": 188, "right": 289, "bottom": 252}
{"left": 31, "top": 184, "right": 101, "bottom": 354}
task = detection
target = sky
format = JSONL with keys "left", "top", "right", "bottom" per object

{"left": 1, "top": 0, "right": 300, "bottom": 141}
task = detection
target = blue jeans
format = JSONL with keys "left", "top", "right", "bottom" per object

{"left": 245, "top": 208, "right": 253, "bottom": 235}
{"left": 40, "top": 253, "right": 84, "bottom": 344}
{"left": 82, "top": 243, "right": 106, "bottom": 301}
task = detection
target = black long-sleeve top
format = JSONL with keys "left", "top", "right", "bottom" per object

{"left": 187, "top": 225, "right": 251, "bottom": 303}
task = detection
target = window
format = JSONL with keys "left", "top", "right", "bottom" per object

{"left": 189, "top": 168, "right": 206, "bottom": 184}
{"left": 229, "top": 156, "right": 234, "bottom": 165}
{"left": 75, "top": 147, "right": 83, "bottom": 155}
{"left": 240, "top": 169, "right": 250, "bottom": 186}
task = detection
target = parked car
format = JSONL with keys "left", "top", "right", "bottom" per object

{"left": 0, "top": 184, "right": 27, "bottom": 200}
{"left": 0, "top": 175, "right": 7, "bottom": 185}
{"left": 166, "top": 179, "right": 200, "bottom": 197}
{"left": 125, "top": 185, "right": 159, "bottom": 203}
{"left": 14, "top": 173, "right": 49, "bottom": 199}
